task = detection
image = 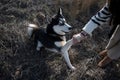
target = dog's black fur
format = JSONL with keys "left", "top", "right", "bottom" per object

{"left": 33, "top": 28, "right": 65, "bottom": 51}
{"left": 30, "top": 9, "right": 67, "bottom": 51}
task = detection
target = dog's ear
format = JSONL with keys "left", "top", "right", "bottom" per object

{"left": 50, "top": 8, "right": 63, "bottom": 23}
{"left": 57, "top": 8, "right": 62, "bottom": 16}
{"left": 51, "top": 8, "right": 62, "bottom": 20}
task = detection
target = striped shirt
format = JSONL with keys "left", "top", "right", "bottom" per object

{"left": 83, "top": 3, "right": 112, "bottom": 36}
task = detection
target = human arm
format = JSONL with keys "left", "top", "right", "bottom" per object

{"left": 73, "top": 3, "right": 112, "bottom": 44}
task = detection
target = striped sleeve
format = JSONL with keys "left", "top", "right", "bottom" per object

{"left": 82, "top": 3, "right": 111, "bottom": 36}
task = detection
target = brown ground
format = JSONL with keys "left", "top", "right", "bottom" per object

{"left": 0, "top": 0, "right": 120, "bottom": 80}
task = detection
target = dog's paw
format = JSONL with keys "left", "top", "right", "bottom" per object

{"left": 71, "top": 66, "right": 76, "bottom": 71}
{"left": 36, "top": 47, "right": 40, "bottom": 51}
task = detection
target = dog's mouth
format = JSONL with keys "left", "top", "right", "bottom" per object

{"left": 61, "top": 30, "right": 69, "bottom": 33}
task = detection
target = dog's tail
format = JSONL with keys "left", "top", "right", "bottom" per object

{"left": 27, "top": 24, "right": 38, "bottom": 39}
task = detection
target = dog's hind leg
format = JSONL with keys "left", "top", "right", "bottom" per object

{"left": 36, "top": 41, "right": 43, "bottom": 51}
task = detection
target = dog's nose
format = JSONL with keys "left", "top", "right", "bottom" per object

{"left": 68, "top": 27, "right": 73, "bottom": 30}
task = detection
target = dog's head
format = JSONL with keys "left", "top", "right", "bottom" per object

{"left": 47, "top": 8, "right": 72, "bottom": 36}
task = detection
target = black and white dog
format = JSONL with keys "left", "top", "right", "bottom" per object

{"left": 27, "top": 8, "right": 75, "bottom": 70}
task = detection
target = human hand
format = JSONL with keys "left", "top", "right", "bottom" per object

{"left": 72, "top": 31, "right": 88, "bottom": 45}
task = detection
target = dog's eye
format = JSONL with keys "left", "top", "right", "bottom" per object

{"left": 59, "top": 21, "right": 65, "bottom": 26}
{"left": 59, "top": 22, "right": 65, "bottom": 26}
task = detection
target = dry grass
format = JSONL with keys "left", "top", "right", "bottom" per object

{"left": 0, "top": 0, "right": 120, "bottom": 80}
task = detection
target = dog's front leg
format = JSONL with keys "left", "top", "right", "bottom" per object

{"left": 62, "top": 39, "right": 73, "bottom": 51}
{"left": 61, "top": 50, "right": 76, "bottom": 70}
{"left": 61, "top": 39, "right": 76, "bottom": 70}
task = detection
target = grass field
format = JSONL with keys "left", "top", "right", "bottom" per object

{"left": 0, "top": 0, "right": 120, "bottom": 80}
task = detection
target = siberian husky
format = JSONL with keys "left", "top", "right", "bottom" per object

{"left": 27, "top": 8, "right": 75, "bottom": 70}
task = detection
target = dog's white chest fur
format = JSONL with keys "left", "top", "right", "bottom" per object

{"left": 55, "top": 41, "right": 66, "bottom": 47}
